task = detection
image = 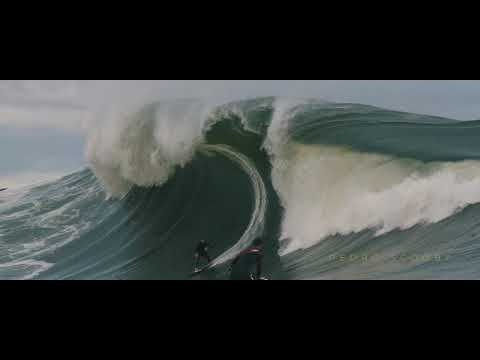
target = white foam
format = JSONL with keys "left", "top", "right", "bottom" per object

{"left": 272, "top": 144, "right": 480, "bottom": 253}
{"left": 86, "top": 101, "right": 215, "bottom": 197}
{"left": 0, "top": 259, "right": 54, "bottom": 280}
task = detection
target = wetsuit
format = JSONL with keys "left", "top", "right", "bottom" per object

{"left": 195, "top": 242, "right": 212, "bottom": 270}
{"left": 229, "top": 246, "right": 263, "bottom": 280}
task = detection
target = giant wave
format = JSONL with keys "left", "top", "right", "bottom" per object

{"left": 2, "top": 97, "right": 480, "bottom": 279}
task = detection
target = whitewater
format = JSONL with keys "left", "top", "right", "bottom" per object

{"left": 2, "top": 97, "right": 480, "bottom": 279}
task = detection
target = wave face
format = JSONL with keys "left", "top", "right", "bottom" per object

{"left": 3, "top": 97, "right": 480, "bottom": 280}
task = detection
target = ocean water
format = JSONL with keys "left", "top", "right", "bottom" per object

{"left": 2, "top": 97, "right": 480, "bottom": 280}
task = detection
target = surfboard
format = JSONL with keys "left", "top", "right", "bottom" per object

{"left": 190, "top": 265, "right": 211, "bottom": 278}
{"left": 250, "top": 275, "right": 270, "bottom": 281}
{"left": 0, "top": 188, "right": 7, "bottom": 192}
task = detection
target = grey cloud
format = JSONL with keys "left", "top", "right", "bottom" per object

{"left": 73, "top": 80, "right": 480, "bottom": 120}
{"left": 2, "top": 80, "right": 480, "bottom": 120}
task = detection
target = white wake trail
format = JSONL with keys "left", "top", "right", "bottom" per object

{"left": 200, "top": 144, "right": 268, "bottom": 266}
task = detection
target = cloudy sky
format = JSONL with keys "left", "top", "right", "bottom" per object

{"left": 1, "top": 80, "right": 480, "bottom": 188}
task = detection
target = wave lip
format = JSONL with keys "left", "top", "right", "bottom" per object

{"left": 86, "top": 100, "right": 215, "bottom": 197}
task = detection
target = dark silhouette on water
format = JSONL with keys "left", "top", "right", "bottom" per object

{"left": 230, "top": 237, "right": 265, "bottom": 280}
{"left": 194, "top": 240, "right": 212, "bottom": 272}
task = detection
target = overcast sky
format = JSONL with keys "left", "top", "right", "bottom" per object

{"left": 1, "top": 80, "right": 480, "bottom": 188}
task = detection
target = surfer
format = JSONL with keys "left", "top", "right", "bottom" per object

{"left": 194, "top": 240, "right": 212, "bottom": 272}
{"left": 229, "top": 238, "right": 264, "bottom": 280}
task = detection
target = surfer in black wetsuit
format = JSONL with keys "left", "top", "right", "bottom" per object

{"left": 194, "top": 240, "right": 212, "bottom": 272}
{"left": 229, "top": 238, "right": 264, "bottom": 280}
